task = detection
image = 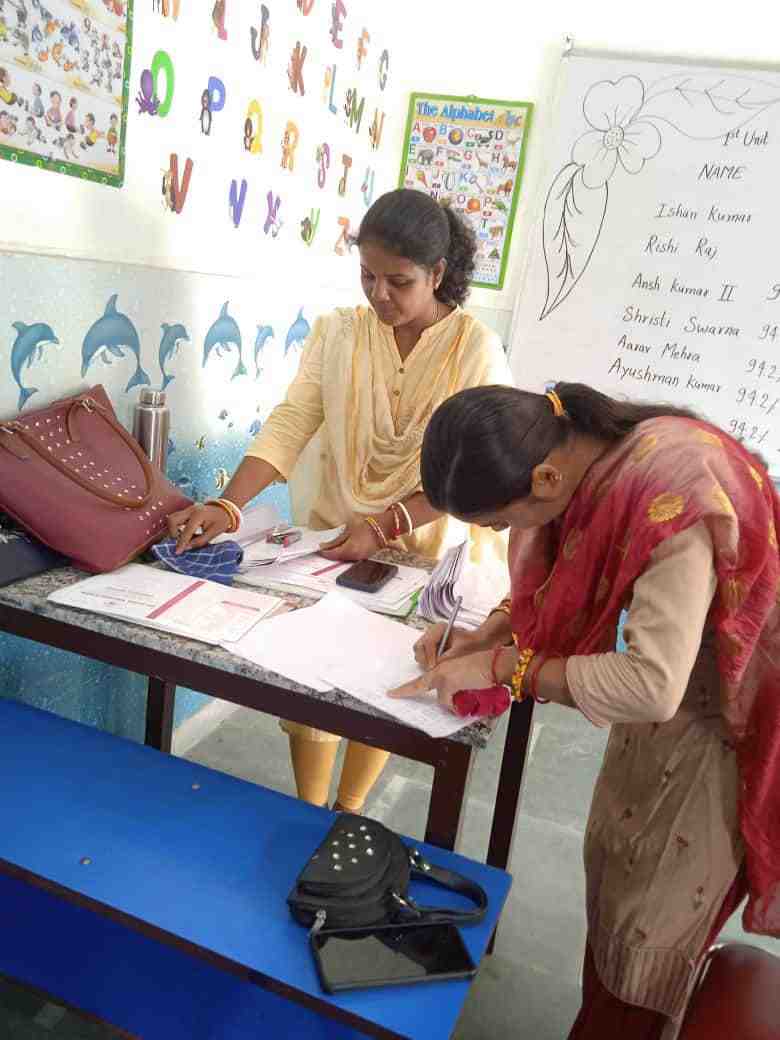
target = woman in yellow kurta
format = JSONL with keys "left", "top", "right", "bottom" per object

{"left": 168, "top": 189, "right": 512, "bottom": 812}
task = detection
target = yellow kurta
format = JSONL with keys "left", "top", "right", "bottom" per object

{"left": 246, "top": 304, "right": 513, "bottom": 742}
{"left": 247, "top": 305, "right": 512, "bottom": 567}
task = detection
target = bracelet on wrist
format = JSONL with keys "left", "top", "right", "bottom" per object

{"left": 365, "top": 515, "right": 389, "bottom": 550}
{"left": 205, "top": 498, "right": 242, "bottom": 534}
{"left": 491, "top": 645, "right": 510, "bottom": 686}
{"left": 389, "top": 504, "right": 403, "bottom": 541}
{"left": 510, "top": 647, "right": 535, "bottom": 702}
{"left": 528, "top": 654, "right": 552, "bottom": 704}
{"left": 395, "top": 500, "right": 413, "bottom": 536}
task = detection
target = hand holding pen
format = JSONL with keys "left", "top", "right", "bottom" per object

{"left": 437, "top": 595, "right": 463, "bottom": 657}
{"left": 412, "top": 596, "right": 482, "bottom": 671}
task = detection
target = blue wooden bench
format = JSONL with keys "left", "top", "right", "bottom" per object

{"left": 0, "top": 698, "right": 511, "bottom": 1039}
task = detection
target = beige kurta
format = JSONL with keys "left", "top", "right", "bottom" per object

{"left": 247, "top": 305, "right": 513, "bottom": 741}
{"left": 566, "top": 523, "right": 743, "bottom": 1020}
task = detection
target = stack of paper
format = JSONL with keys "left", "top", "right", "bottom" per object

{"left": 216, "top": 504, "right": 344, "bottom": 569}
{"left": 213, "top": 503, "right": 281, "bottom": 549}
{"left": 48, "top": 564, "right": 280, "bottom": 645}
{"left": 238, "top": 553, "right": 427, "bottom": 618}
{"left": 419, "top": 542, "right": 508, "bottom": 629}
{"left": 229, "top": 593, "right": 472, "bottom": 738}
{"left": 419, "top": 543, "right": 465, "bottom": 622}
{"left": 239, "top": 526, "right": 343, "bottom": 569}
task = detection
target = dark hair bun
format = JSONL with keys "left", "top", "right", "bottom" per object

{"left": 437, "top": 206, "right": 476, "bottom": 306}
{"left": 357, "top": 189, "right": 476, "bottom": 306}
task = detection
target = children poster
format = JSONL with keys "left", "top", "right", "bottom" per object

{"left": 399, "top": 92, "right": 532, "bottom": 289}
{"left": 0, "top": 0, "right": 132, "bottom": 187}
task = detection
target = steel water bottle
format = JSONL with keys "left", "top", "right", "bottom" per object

{"left": 132, "top": 388, "right": 170, "bottom": 471}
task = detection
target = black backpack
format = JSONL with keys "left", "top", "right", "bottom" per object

{"left": 288, "top": 814, "right": 488, "bottom": 932}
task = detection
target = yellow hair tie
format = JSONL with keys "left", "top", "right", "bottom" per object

{"left": 546, "top": 390, "right": 566, "bottom": 417}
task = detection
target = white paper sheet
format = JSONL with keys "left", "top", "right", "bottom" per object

{"left": 48, "top": 564, "right": 279, "bottom": 645}
{"left": 226, "top": 595, "right": 339, "bottom": 692}
{"left": 312, "top": 597, "right": 471, "bottom": 738}
{"left": 227, "top": 593, "right": 471, "bottom": 737}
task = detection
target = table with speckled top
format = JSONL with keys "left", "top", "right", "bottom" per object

{"left": 0, "top": 557, "right": 534, "bottom": 872}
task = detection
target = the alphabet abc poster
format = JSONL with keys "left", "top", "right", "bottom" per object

{"left": 399, "top": 92, "right": 532, "bottom": 289}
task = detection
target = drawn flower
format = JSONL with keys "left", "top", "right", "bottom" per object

{"left": 540, "top": 71, "right": 780, "bottom": 319}
{"left": 572, "top": 76, "right": 661, "bottom": 188}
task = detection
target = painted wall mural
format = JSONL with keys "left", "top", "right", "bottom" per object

{"left": 0, "top": 247, "right": 364, "bottom": 737}
{"left": 0, "top": 249, "right": 349, "bottom": 502}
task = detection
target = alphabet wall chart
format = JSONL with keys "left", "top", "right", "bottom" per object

{"left": 0, "top": 0, "right": 132, "bottom": 186}
{"left": 399, "top": 92, "right": 533, "bottom": 289}
{"left": 509, "top": 50, "right": 780, "bottom": 477}
{"left": 0, "top": 1, "right": 399, "bottom": 279}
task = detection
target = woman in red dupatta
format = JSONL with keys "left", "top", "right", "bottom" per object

{"left": 391, "top": 382, "right": 780, "bottom": 1039}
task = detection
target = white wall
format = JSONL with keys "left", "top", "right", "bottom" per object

{"left": 393, "top": 0, "right": 780, "bottom": 344}
{"left": 4, "top": 0, "right": 777, "bottom": 334}
{"left": 0, "top": 1, "right": 403, "bottom": 290}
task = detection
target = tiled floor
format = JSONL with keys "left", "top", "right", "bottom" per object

{"left": 0, "top": 977, "right": 125, "bottom": 1039}
{"left": 1, "top": 703, "right": 773, "bottom": 1038}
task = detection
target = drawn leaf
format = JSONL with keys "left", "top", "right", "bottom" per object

{"left": 641, "top": 73, "right": 780, "bottom": 140}
{"left": 540, "top": 163, "right": 608, "bottom": 321}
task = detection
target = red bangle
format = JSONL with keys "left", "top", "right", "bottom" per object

{"left": 529, "top": 655, "right": 551, "bottom": 704}
{"left": 491, "top": 645, "right": 507, "bottom": 686}
{"left": 389, "top": 504, "right": 402, "bottom": 541}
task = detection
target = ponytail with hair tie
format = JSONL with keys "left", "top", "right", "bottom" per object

{"left": 421, "top": 383, "right": 703, "bottom": 518}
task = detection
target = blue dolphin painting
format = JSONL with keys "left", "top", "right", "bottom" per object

{"left": 158, "top": 322, "right": 189, "bottom": 390}
{"left": 254, "top": 324, "right": 274, "bottom": 380}
{"left": 284, "top": 307, "right": 310, "bottom": 356}
{"left": 10, "top": 321, "right": 59, "bottom": 410}
{"left": 203, "top": 302, "right": 247, "bottom": 380}
{"left": 81, "top": 295, "right": 150, "bottom": 394}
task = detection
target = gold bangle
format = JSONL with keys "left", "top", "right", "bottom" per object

{"left": 221, "top": 500, "right": 242, "bottom": 528}
{"left": 365, "top": 516, "right": 388, "bottom": 549}
{"left": 205, "top": 498, "right": 241, "bottom": 534}
{"left": 395, "top": 500, "right": 413, "bottom": 536}
{"left": 510, "top": 647, "right": 535, "bottom": 702}
{"left": 488, "top": 602, "right": 512, "bottom": 620}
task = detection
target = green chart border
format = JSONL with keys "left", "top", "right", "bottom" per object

{"left": 398, "top": 91, "right": 534, "bottom": 291}
{"left": 0, "top": 0, "right": 134, "bottom": 190}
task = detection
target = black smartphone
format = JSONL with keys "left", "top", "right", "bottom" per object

{"left": 310, "top": 922, "right": 477, "bottom": 993}
{"left": 335, "top": 559, "right": 398, "bottom": 594}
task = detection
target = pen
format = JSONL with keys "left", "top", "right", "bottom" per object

{"left": 437, "top": 595, "right": 463, "bottom": 658}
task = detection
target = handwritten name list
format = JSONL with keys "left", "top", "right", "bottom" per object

{"left": 511, "top": 55, "right": 780, "bottom": 476}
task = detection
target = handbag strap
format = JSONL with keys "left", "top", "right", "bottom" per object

{"left": 1, "top": 396, "right": 154, "bottom": 510}
{"left": 395, "top": 847, "right": 488, "bottom": 926}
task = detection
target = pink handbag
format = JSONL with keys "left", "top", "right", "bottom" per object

{"left": 0, "top": 385, "right": 192, "bottom": 573}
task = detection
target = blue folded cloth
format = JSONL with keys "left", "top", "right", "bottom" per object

{"left": 151, "top": 539, "right": 244, "bottom": 586}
